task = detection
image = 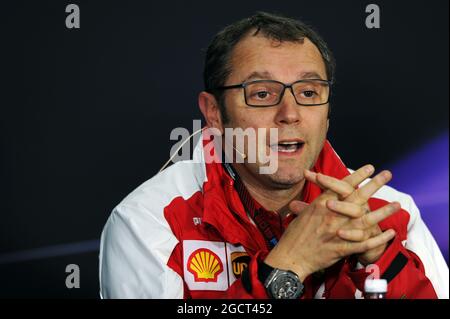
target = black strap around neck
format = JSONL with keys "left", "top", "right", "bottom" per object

{"left": 223, "top": 162, "right": 281, "bottom": 250}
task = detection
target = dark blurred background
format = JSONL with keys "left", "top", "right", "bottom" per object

{"left": 1, "top": 0, "right": 448, "bottom": 298}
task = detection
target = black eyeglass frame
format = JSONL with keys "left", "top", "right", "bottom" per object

{"left": 211, "top": 79, "right": 333, "bottom": 107}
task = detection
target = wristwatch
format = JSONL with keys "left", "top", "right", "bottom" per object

{"left": 259, "top": 262, "right": 304, "bottom": 299}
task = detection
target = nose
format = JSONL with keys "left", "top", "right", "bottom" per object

{"left": 274, "top": 88, "right": 301, "bottom": 126}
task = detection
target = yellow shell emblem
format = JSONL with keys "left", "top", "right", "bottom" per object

{"left": 187, "top": 248, "right": 223, "bottom": 282}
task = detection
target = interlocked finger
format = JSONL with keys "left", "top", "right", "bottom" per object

{"left": 338, "top": 228, "right": 371, "bottom": 242}
{"left": 359, "top": 201, "right": 400, "bottom": 228}
{"left": 304, "top": 164, "right": 375, "bottom": 200}
{"left": 349, "top": 229, "right": 396, "bottom": 254}
{"left": 348, "top": 170, "right": 392, "bottom": 205}
{"left": 335, "top": 202, "right": 400, "bottom": 239}
{"left": 342, "top": 165, "right": 375, "bottom": 187}
{"left": 326, "top": 200, "right": 367, "bottom": 219}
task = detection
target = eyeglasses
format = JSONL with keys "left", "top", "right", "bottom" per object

{"left": 212, "top": 79, "right": 332, "bottom": 107}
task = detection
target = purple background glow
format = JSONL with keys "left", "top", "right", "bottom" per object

{"left": 388, "top": 132, "right": 449, "bottom": 264}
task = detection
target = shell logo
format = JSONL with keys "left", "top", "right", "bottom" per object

{"left": 187, "top": 248, "right": 223, "bottom": 282}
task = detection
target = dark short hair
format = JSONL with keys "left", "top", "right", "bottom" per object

{"left": 203, "top": 11, "right": 335, "bottom": 122}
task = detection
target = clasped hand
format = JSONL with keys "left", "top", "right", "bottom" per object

{"left": 265, "top": 165, "right": 400, "bottom": 281}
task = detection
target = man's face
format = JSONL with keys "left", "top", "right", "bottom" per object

{"left": 222, "top": 34, "right": 330, "bottom": 189}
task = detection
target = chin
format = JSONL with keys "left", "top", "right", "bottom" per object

{"left": 265, "top": 171, "right": 304, "bottom": 189}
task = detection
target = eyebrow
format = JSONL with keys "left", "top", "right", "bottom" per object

{"left": 243, "top": 71, "right": 273, "bottom": 81}
{"left": 299, "top": 71, "right": 324, "bottom": 80}
{"left": 242, "top": 70, "right": 325, "bottom": 82}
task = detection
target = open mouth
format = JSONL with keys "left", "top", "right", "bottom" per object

{"left": 270, "top": 140, "right": 305, "bottom": 154}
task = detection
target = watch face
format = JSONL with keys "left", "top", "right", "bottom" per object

{"left": 269, "top": 270, "right": 303, "bottom": 299}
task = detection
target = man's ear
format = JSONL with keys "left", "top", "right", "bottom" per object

{"left": 326, "top": 118, "right": 330, "bottom": 132}
{"left": 198, "top": 91, "right": 224, "bottom": 135}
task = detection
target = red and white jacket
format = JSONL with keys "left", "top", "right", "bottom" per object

{"left": 99, "top": 134, "right": 449, "bottom": 299}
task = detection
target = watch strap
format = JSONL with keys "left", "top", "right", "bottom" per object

{"left": 258, "top": 261, "right": 275, "bottom": 285}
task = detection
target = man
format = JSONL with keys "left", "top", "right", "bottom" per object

{"left": 99, "top": 12, "right": 448, "bottom": 299}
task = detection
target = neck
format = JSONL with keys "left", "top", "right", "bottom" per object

{"left": 232, "top": 163, "right": 305, "bottom": 218}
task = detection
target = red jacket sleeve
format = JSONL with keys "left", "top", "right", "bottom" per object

{"left": 348, "top": 236, "right": 438, "bottom": 299}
